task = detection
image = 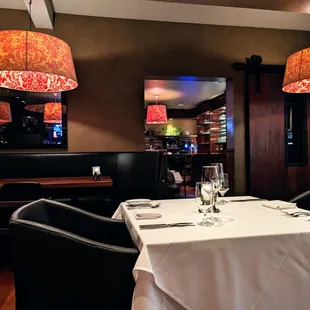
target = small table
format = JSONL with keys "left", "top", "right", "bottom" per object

{"left": 114, "top": 197, "right": 310, "bottom": 310}
{"left": 0, "top": 176, "right": 113, "bottom": 189}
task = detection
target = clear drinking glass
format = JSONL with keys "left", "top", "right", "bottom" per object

{"left": 201, "top": 165, "right": 219, "bottom": 184}
{"left": 195, "top": 181, "right": 215, "bottom": 227}
{"left": 218, "top": 173, "right": 230, "bottom": 204}
{"left": 202, "top": 165, "right": 220, "bottom": 206}
{"left": 211, "top": 163, "right": 224, "bottom": 201}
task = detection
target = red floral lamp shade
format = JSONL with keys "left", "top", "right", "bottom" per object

{"left": 0, "top": 101, "right": 12, "bottom": 124}
{"left": 44, "top": 102, "right": 62, "bottom": 123}
{"left": 283, "top": 48, "right": 310, "bottom": 93}
{"left": 0, "top": 30, "right": 78, "bottom": 92}
{"left": 146, "top": 105, "right": 168, "bottom": 124}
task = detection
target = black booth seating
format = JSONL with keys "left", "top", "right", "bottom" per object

{"left": 0, "top": 152, "right": 168, "bottom": 214}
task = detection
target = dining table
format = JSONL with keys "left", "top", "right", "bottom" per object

{"left": 113, "top": 196, "right": 310, "bottom": 310}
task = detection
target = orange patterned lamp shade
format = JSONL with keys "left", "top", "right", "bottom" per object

{"left": 0, "top": 101, "right": 12, "bottom": 124}
{"left": 146, "top": 105, "right": 168, "bottom": 124}
{"left": 283, "top": 48, "right": 310, "bottom": 93}
{"left": 44, "top": 102, "right": 62, "bottom": 124}
{"left": 25, "top": 104, "right": 67, "bottom": 114}
{"left": 0, "top": 30, "right": 78, "bottom": 92}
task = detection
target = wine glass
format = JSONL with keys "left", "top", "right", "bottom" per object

{"left": 202, "top": 165, "right": 220, "bottom": 208}
{"left": 211, "top": 163, "right": 224, "bottom": 181}
{"left": 195, "top": 181, "right": 215, "bottom": 227}
{"left": 218, "top": 173, "right": 230, "bottom": 204}
{"left": 201, "top": 166, "right": 219, "bottom": 184}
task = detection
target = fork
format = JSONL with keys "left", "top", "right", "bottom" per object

{"left": 278, "top": 208, "right": 310, "bottom": 217}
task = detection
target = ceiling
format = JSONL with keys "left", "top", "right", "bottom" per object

{"left": 144, "top": 78, "right": 226, "bottom": 109}
{"left": 2, "top": 0, "right": 310, "bottom": 31}
{"left": 151, "top": 0, "right": 310, "bottom": 13}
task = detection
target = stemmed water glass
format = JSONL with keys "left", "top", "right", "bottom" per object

{"left": 195, "top": 181, "right": 215, "bottom": 227}
{"left": 202, "top": 165, "right": 220, "bottom": 209}
{"left": 218, "top": 173, "right": 230, "bottom": 204}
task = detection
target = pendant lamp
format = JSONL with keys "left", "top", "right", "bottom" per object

{"left": 283, "top": 48, "right": 310, "bottom": 93}
{"left": 146, "top": 95, "right": 168, "bottom": 124}
{"left": 25, "top": 103, "right": 67, "bottom": 114}
{"left": 44, "top": 102, "right": 62, "bottom": 124}
{"left": 0, "top": 1, "right": 78, "bottom": 92}
{"left": 0, "top": 101, "right": 12, "bottom": 124}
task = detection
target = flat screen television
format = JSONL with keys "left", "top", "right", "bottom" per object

{"left": 0, "top": 88, "right": 67, "bottom": 149}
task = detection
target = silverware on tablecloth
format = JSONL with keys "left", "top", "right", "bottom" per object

{"left": 127, "top": 202, "right": 161, "bottom": 210}
{"left": 278, "top": 208, "right": 310, "bottom": 217}
{"left": 139, "top": 222, "right": 195, "bottom": 230}
{"left": 230, "top": 198, "right": 267, "bottom": 203}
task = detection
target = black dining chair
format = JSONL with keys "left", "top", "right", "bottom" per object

{"left": 10, "top": 199, "right": 139, "bottom": 310}
{"left": 0, "top": 182, "right": 43, "bottom": 201}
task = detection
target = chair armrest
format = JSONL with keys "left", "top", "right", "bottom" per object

{"left": 42, "top": 199, "right": 135, "bottom": 248}
{"left": 289, "top": 190, "right": 310, "bottom": 203}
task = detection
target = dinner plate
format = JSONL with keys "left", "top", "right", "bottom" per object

{"left": 125, "top": 199, "right": 152, "bottom": 206}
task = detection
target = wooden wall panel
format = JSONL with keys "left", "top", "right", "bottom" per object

{"left": 285, "top": 96, "right": 310, "bottom": 200}
{"left": 249, "top": 73, "right": 286, "bottom": 199}
{"left": 249, "top": 72, "right": 310, "bottom": 200}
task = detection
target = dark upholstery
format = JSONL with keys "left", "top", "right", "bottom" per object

{"left": 10, "top": 199, "right": 138, "bottom": 310}
{"left": 0, "top": 182, "right": 44, "bottom": 201}
{"left": 0, "top": 152, "right": 168, "bottom": 202}
{"left": 289, "top": 190, "right": 310, "bottom": 210}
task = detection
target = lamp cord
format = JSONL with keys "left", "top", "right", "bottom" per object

{"left": 155, "top": 95, "right": 159, "bottom": 105}
{"left": 29, "top": 0, "right": 32, "bottom": 31}
{"left": 26, "top": 0, "right": 32, "bottom": 71}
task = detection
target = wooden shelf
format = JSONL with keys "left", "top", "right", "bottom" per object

{"left": 197, "top": 106, "right": 227, "bottom": 154}
{"left": 145, "top": 135, "right": 197, "bottom": 138}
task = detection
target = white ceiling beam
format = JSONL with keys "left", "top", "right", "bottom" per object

{"left": 23, "top": 0, "right": 54, "bottom": 29}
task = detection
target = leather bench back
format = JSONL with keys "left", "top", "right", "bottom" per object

{"left": 0, "top": 152, "right": 168, "bottom": 200}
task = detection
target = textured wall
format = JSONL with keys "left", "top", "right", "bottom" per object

{"left": 0, "top": 9, "right": 309, "bottom": 152}
{"left": 1, "top": 9, "right": 310, "bottom": 192}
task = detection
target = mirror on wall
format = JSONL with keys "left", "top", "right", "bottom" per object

{"left": 285, "top": 93, "right": 307, "bottom": 166}
{"left": 144, "top": 76, "right": 227, "bottom": 155}
{"left": 0, "top": 89, "right": 67, "bottom": 149}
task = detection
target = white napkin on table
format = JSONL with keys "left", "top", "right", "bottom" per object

{"left": 262, "top": 200, "right": 297, "bottom": 210}
{"left": 134, "top": 211, "right": 162, "bottom": 220}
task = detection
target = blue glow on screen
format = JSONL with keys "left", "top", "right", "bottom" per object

{"left": 177, "top": 76, "right": 197, "bottom": 81}
{"left": 53, "top": 124, "right": 63, "bottom": 138}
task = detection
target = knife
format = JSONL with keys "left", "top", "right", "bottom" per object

{"left": 230, "top": 198, "right": 267, "bottom": 202}
{"left": 139, "top": 222, "right": 195, "bottom": 230}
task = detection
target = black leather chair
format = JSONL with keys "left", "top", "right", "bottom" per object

{"left": 289, "top": 190, "right": 310, "bottom": 210}
{"left": 10, "top": 199, "right": 138, "bottom": 310}
{"left": 0, "top": 182, "right": 43, "bottom": 201}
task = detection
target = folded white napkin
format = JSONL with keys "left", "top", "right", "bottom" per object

{"left": 262, "top": 200, "right": 297, "bottom": 210}
{"left": 170, "top": 170, "right": 183, "bottom": 184}
{"left": 134, "top": 211, "right": 162, "bottom": 220}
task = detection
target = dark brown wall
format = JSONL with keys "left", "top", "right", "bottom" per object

{"left": 1, "top": 9, "right": 310, "bottom": 194}
{"left": 0, "top": 9, "right": 309, "bottom": 154}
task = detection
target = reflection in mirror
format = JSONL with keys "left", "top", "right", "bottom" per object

{"left": 285, "top": 93, "right": 307, "bottom": 166}
{"left": 0, "top": 88, "right": 67, "bottom": 149}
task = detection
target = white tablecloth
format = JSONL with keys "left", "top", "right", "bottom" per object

{"left": 113, "top": 197, "right": 310, "bottom": 310}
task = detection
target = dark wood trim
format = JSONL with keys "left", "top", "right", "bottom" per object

{"left": 244, "top": 68, "right": 250, "bottom": 193}
{"left": 0, "top": 176, "right": 113, "bottom": 189}
{"left": 0, "top": 200, "right": 32, "bottom": 208}
{"left": 232, "top": 63, "right": 285, "bottom": 74}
